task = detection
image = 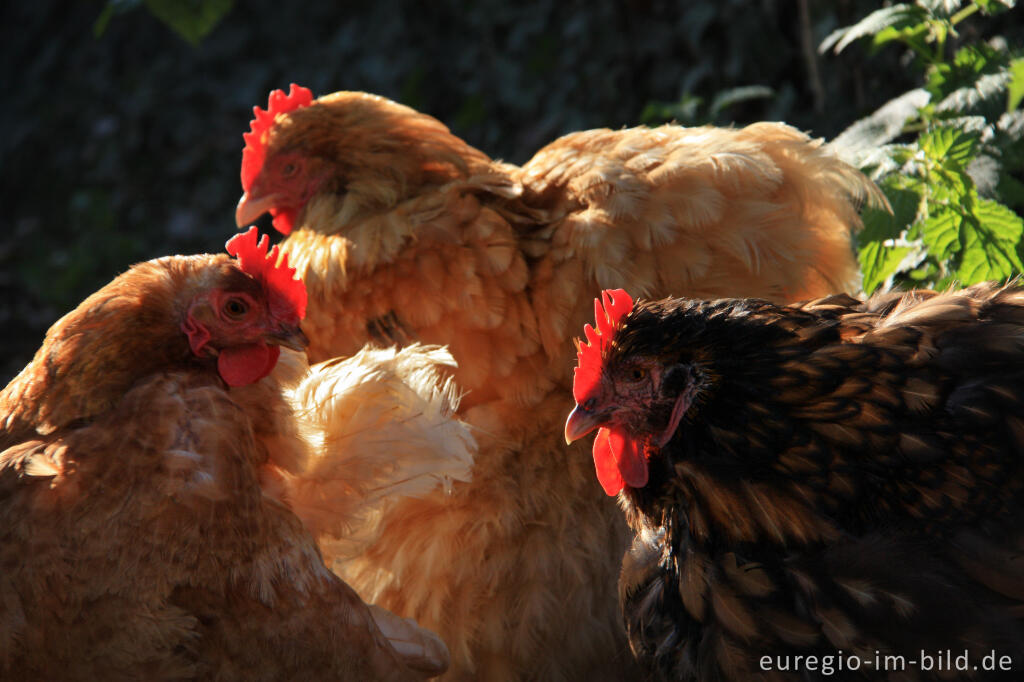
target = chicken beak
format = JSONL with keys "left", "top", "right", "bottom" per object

{"left": 265, "top": 324, "right": 308, "bottom": 352}
{"left": 235, "top": 192, "right": 281, "bottom": 228}
{"left": 565, "top": 404, "right": 603, "bottom": 444}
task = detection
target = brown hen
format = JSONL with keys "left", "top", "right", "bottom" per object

{"left": 566, "top": 284, "right": 1024, "bottom": 680}
{"left": 0, "top": 230, "right": 451, "bottom": 680}
{"left": 234, "top": 84, "right": 886, "bottom": 680}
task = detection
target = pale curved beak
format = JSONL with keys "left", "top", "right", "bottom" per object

{"left": 565, "top": 404, "right": 602, "bottom": 444}
{"left": 235, "top": 192, "right": 281, "bottom": 228}
{"left": 266, "top": 324, "right": 308, "bottom": 352}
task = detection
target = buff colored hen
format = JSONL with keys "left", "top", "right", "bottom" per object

{"left": 234, "top": 84, "right": 886, "bottom": 680}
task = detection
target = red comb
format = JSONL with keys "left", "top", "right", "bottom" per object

{"left": 241, "top": 83, "right": 314, "bottom": 191}
{"left": 226, "top": 226, "right": 307, "bottom": 323}
{"left": 573, "top": 289, "right": 633, "bottom": 403}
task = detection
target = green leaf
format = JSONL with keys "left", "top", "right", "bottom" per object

{"left": 927, "top": 44, "right": 1007, "bottom": 102}
{"left": 859, "top": 204, "right": 901, "bottom": 244}
{"left": 937, "top": 72, "right": 1013, "bottom": 115}
{"left": 857, "top": 174, "right": 928, "bottom": 295}
{"left": 957, "top": 242, "right": 1013, "bottom": 282}
{"left": 1009, "top": 58, "right": 1024, "bottom": 111}
{"left": 878, "top": 176, "right": 926, "bottom": 231}
{"left": 828, "top": 89, "right": 931, "bottom": 164}
{"left": 974, "top": 0, "right": 1017, "bottom": 14}
{"left": 143, "top": 0, "right": 233, "bottom": 45}
{"left": 934, "top": 164, "right": 974, "bottom": 198}
{"left": 920, "top": 210, "right": 961, "bottom": 259}
{"left": 819, "top": 4, "right": 923, "bottom": 55}
{"left": 919, "top": 126, "right": 980, "bottom": 167}
{"left": 708, "top": 86, "right": 774, "bottom": 121}
{"left": 955, "top": 199, "right": 1024, "bottom": 282}
{"left": 975, "top": 197, "right": 1024, "bottom": 243}
{"left": 871, "top": 23, "right": 933, "bottom": 58}
{"left": 859, "top": 240, "right": 914, "bottom": 294}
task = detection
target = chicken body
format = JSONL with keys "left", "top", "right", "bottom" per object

{"left": 0, "top": 253, "right": 440, "bottom": 680}
{"left": 235, "top": 87, "right": 885, "bottom": 679}
{"left": 566, "top": 284, "right": 1024, "bottom": 680}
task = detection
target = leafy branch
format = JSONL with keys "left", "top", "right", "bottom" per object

{"left": 823, "top": 0, "right": 1024, "bottom": 294}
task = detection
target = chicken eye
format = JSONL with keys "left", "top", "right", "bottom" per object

{"left": 281, "top": 162, "right": 297, "bottom": 177}
{"left": 223, "top": 297, "right": 250, "bottom": 319}
{"left": 630, "top": 368, "right": 647, "bottom": 382}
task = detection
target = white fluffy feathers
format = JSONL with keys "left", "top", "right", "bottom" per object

{"left": 276, "top": 345, "right": 475, "bottom": 568}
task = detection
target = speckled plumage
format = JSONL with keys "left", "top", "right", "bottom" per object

{"left": 579, "top": 284, "right": 1024, "bottom": 680}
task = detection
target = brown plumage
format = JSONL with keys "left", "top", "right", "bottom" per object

{"left": 565, "top": 283, "right": 1024, "bottom": 680}
{"left": 234, "top": 86, "right": 886, "bottom": 680}
{"left": 0, "top": 252, "right": 447, "bottom": 680}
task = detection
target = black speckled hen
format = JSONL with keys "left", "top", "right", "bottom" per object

{"left": 566, "top": 285, "right": 1024, "bottom": 680}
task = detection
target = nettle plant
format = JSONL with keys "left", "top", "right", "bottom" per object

{"left": 823, "top": 0, "right": 1024, "bottom": 294}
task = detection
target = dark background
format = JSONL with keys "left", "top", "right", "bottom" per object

{"left": 1, "top": 0, "right": 1018, "bottom": 384}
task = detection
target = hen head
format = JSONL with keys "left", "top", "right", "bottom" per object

{"left": 565, "top": 291, "right": 712, "bottom": 496}
{"left": 235, "top": 84, "right": 483, "bottom": 235}
{"left": 0, "top": 228, "right": 310, "bottom": 441}
{"left": 234, "top": 84, "right": 322, "bottom": 235}
{"left": 183, "top": 226, "right": 308, "bottom": 386}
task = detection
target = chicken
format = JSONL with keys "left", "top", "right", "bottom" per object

{"left": 233, "top": 83, "right": 886, "bottom": 679}
{"left": 0, "top": 227, "right": 457, "bottom": 680}
{"left": 565, "top": 286, "right": 1024, "bottom": 680}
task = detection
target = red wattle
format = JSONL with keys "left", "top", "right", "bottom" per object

{"left": 271, "top": 208, "right": 295, "bottom": 235}
{"left": 592, "top": 426, "right": 648, "bottom": 496}
{"left": 217, "top": 343, "right": 281, "bottom": 387}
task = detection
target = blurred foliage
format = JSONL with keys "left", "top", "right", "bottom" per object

{"left": 641, "top": 85, "right": 775, "bottom": 126}
{"left": 96, "top": 0, "right": 234, "bottom": 45}
{"left": 1, "top": 1, "right": 1022, "bottom": 384}
{"left": 823, "top": 0, "right": 1024, "bottom": 293}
